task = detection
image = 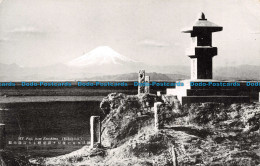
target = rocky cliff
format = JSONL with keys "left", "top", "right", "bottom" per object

{"left": 31, "top": 93, "right": 260, "bottom": 166}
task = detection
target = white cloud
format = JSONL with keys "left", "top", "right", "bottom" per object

{"left": 8, "top": 26, "right": 43, "bottom": 34}
{"left": 0, "top": 37, "right": 14, "bottom": 42}
{"left": 250, "top": 31, "right": 260, "bottom": 34}
{"left": 138, "top": 39, "right": 169, "bottom": 47}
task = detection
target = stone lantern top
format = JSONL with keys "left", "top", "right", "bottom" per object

{"left": 182, "top": 12, "right": 223, "bottom": 36}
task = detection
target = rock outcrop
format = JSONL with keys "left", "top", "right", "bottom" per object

{"left": 36, "top": 93, "right": 260, "bottom": 166}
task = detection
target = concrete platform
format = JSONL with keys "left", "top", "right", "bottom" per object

{"left": 176, "top": 79, "right": 245, "bottom": 90}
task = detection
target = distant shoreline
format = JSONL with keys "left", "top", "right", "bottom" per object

{"left": 0, "top": 96, "right": 104, "bottom": 103}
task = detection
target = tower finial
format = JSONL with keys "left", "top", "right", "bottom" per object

{"left": 199, "top": 12, "right": 207, "bottom": 20}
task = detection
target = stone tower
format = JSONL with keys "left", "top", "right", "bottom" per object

{"left": 167, "top": 13, "right": 250, "bottom": 104}
{"left": 182, "top": 13, "right": 223, "bottom": 80}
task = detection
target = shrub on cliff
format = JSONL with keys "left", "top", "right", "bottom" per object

{"left": 184, "top": 102, "right": 260, "bottom": 134}
{"left": 186, "top": 103, "right": 228, "bottom": 125}
{"left": 239, "top": 104, "right": 260, "bottom": 133}
{"left": 100, "top": 93, "right": 127, "bottom": 115}
{"left": 105, "top": 128, "right": 175, "bottom": 166}
{"left": 100, "top": 93, "right": 154, "bottom": 148}
{"left": 0, "top": 151, "right": 35, "bottom": 166}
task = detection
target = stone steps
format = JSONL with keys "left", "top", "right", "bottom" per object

{"left": 181, "top": 96, "right": 250, "bottom": 104}
{"left": 167, "top": 88, "right": 250, "bottom": 97}
{"left": 186, "top": 89, "right": 246, "bottom": 96}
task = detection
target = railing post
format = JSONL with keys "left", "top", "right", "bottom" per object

{"left": 0, "top": 124, "right": 6, "bottom": 150}
{"left": 154, "top": 102, "right": 163, "bottom": 130}
{"left": 172, "top": 145, "right": 178, "bottom": 166}
{"left": 145, "top": 76, "right": 150, "bottom": 94}
{"left": 90, "top": 116, "right": 101, "bottom": 148}
{"left": 138, "top": 70, "right": 145, "bottom": 94}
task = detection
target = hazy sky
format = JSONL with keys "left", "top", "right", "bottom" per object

{"left": 0, "top": 0, "right": 260, "bottom": 67}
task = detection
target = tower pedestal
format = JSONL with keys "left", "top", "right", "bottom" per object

{"left": 167, "top": 80, "right": 250, "bottom": 105}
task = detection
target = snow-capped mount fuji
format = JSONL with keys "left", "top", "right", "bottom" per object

{"left": 67, "top": 46, "right": 137, "bottom": 67}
